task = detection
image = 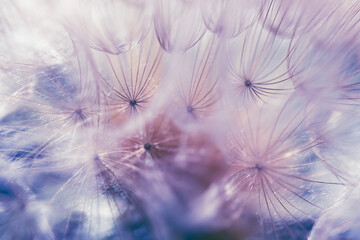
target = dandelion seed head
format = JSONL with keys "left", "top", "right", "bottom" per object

{"left": 0, "top": 0, "right": 358, "bottom": 239}
{"left": 224, "top": 22, "right": 294, "bottom": 106}
{"left": 193, "top": 98, "right": 347, "bottom": 238}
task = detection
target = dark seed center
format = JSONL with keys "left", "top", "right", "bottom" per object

{"left": 255, "top": 163, "right": 263, "bottom": 171}
{"left": 144, "top": 143, "right": 152, "bottom": 151}
{"left": 74, "top": 108, "right": 87, "bottom": 121}
{"left": 187, "top": 106, "right": 193, "bottom": 113}
{"left": 94, "top": 154, "right": 101, "bottom": 162}
{"left": 245, "top": 80, "right": 252, "bottom": 87}
{"left": 129, "top": 100, "right": 137, "bottom": 107}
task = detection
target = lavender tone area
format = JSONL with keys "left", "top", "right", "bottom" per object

{"left": 0, "top": 0, "right": 359, "bottom": 239}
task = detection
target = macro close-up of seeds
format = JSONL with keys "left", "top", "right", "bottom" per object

{"left": 0, "top": 0, "right": 359, "bottom": 239}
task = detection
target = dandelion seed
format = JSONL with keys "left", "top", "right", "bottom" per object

{"left": 26, "top": 128, "right": 158, "bottom": 239}
{"left": 94, "top": 32, "right": 163, "bottom": 124}
{"left": 166, "top": 34, "right": 221, "bottom": 124}
{"left": 60, "top": 0, "right": 152, "bottom": 54}
{"left": 1, "top": 0, "right": 359, "bottom": 239}
{"left": 0, "top": 42, "right": 104, "bottom": 133}
{"left": 121, "top": 114, "right": 182, "bottom": 165}
{"left": 289, "top": 29, "right": 360, "bottom": 109}
{"left": 224, "top": 21, "right": 294, "bottom": 105}
{"left": 310, "top": 0, "right": 360, "bottom": 45}
{"left": 194, "top": 98, "right": 346, "bottom": 239}
{"left": 261, "top": 0, "right": 342, "bottom": 37}
{"left": 201, "top": 0, "right": 265, "bottom": 38}
{"left": 154, "top": 0, "right": 206, "bottom": 52}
